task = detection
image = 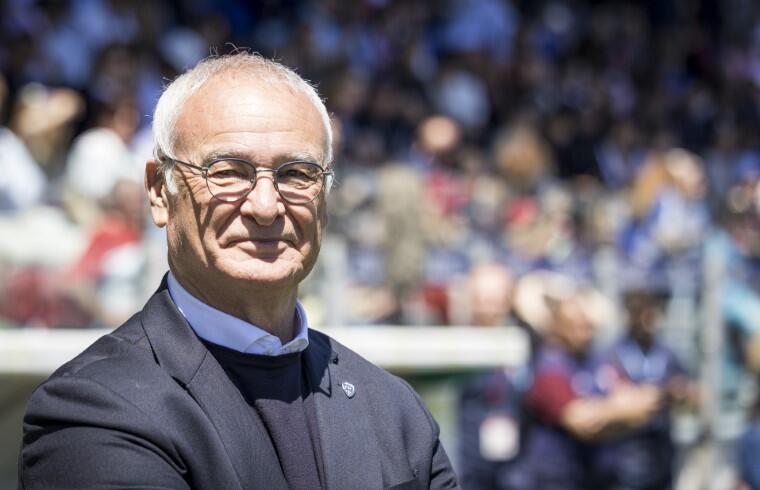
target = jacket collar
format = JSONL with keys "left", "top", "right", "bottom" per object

{"left": 166, "top": 271, "right": 310, "bottom": 356}
{"left": 138, "top": 278, "right": 390, "bottom": 489}
{"left": 139, "top": 281, "right": 206, "bottom": 387}
{"left": 139, "top": 280, "right": 288, "bottom": 490}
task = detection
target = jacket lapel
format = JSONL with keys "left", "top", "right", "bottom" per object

{"left": 139, "top": 285, "right": 288, "bottom": 490}
{"left": 304, "top": 331, "right": 385, "bottom": 489}
{"left": 186, "top": 353, "right": 288, "bottom": 490}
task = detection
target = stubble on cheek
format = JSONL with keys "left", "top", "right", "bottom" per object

{"left": 166, "top": 205, "right": 210, "bottom": 274}
{"left": 166, "top": 220, "right": 189, "bottom": 271}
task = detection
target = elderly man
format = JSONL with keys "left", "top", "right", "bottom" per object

{"left": 19, "top": 53, "right": 458, "bottom": 490}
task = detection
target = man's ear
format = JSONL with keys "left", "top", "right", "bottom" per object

{"left": 145, "top": 159, "right": 169, "bottom": 228}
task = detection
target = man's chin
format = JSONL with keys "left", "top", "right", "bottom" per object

{"left": 221, "top": 262, "right": 304, "bottom": 288}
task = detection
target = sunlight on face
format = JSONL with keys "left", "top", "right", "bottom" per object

{"left": 163, "top": 71, "right": 328, "bottom": 300}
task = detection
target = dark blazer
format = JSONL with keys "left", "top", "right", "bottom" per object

{"left": 19, "top": 284, "right": 458, "bottom": 489}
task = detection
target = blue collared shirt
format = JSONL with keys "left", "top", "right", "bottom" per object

{"left": 167, "top": 272, "right": 310, "bottom": 356}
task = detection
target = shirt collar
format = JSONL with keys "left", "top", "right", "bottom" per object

{"left": 167, "top": 271, "right": 309, "bottom": 356}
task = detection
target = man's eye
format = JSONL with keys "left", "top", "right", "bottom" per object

{"left": 208, "top": 161, "right": 251, "bottom": 179}
{"left": 213, "top": 169, "right": 246, "bottom": 178}
{"left": 278, "top": 163, "right": 320, "bottom": 181}
{"left": 281, "top": 169, "right": 309, "bottom": 179}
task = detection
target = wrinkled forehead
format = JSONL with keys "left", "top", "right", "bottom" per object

{"left": 172, "top": 71, "right": 326, "bottom": 162}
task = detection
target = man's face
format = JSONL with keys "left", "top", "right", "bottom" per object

{"left": 625, "top": 294, "right": 662, "bottom": 343}
{"left": 552, "top": 299, "right": 594, "bottom": 355}
{"left": 150, "top": 72, "right": 328, "bottom": 298}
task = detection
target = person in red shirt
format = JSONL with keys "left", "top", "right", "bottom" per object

{"left": 521, "top": 284, "right": 662, "bottom": 490}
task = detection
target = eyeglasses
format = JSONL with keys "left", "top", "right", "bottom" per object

{"left": 169, "top": 157, "right": 333, "bottom": 204}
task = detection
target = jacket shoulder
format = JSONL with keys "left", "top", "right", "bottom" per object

{"left": 47, "top": 311, "right": 155, "bottom": 381}
{"left": 30, "top": 307, "right": 186, "bottom": 422}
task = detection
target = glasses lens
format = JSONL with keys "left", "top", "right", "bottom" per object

{"left": 276, "top": 162, "right": 324, "bottom": 204}
{"left": 206, "top": 160, "right": 255, "bottom": 201}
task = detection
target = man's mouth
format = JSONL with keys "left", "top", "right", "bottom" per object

{"left": 226, "top": 238, "right": 293, "bottom": 249}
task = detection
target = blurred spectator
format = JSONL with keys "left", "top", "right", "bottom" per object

{"left": 9, "top": 82, "right": 84, "bottom": 181}
{"left": 518, "top": 272, "right": 661, "bottom": 490}
{"left": 433, "top": 67, "right": 491, "bottom": 131}
{"left": 706, "top": 188, "right": 760, "bottom": 414}
{"left": 449, "top": 262, "right": 515, "bottom": 327}
{"left": 594, "top": 287, "right": 697, "bottom": 490}
{"left": 458, "top": 363, "right": 532, "bottom": 490}
{"left": 493, "top": 120, "right": 553, "bottom": 192}
{"left": 63, "top": 95, "right": 142, "bottom": 225}
{"left": 738, "top": 387, "right": 760, "bottom": 490}
{"left": 0, "top": 179, "right": 147, "bottom": 328}
{"left": 377, "top": 164, "right": 428, "bottom": 309}
{"left": 63, "top": 178, "right": 148, "bottom": 326}
{"left": 0, "top": 73, "right": 46, "bottom": 211}
{"left": 595, "top": 121, "right": 647, "bottom": 190}
{"left": 704, "top": 122, "right": 743, "bottom": 212}
{"left": 620, "top": 148, "right": 709, "bottom": 285}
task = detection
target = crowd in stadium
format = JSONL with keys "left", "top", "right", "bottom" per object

{"left": 1, "top": 0, "right": 760, "bottom": 486}
{"left": 0, "top": 0, "right": 756, "bottom": 324}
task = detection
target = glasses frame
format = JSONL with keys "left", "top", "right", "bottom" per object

{"left": 168, "top": 157, "right": 333, "bottom": 204}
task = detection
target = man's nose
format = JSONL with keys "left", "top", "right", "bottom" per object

{"left": 240, "top": 174, "right": 284, "bottom": 225}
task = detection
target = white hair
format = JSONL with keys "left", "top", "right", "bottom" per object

{"left": 152, "top": 52, "right": 333, "bottom": 193}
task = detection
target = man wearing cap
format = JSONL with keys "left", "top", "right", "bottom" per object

{"left": 19, "top": 53, "right": 458, "bottom": 490}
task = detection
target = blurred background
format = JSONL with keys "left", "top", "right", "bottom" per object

{"left": 1, "top": 0, "right": 759, "bottom": 489}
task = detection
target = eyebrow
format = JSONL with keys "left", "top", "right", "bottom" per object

{"left": 202, "top": 149, "right": 323, "bottom": 166}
